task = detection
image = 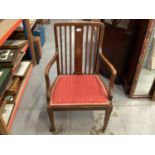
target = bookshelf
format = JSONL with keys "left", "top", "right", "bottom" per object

{"left": 7, "top": 64, "right": 33, "bottom": 129}
{"left": 0, "top": 19, "right": 36, "bottom": 134}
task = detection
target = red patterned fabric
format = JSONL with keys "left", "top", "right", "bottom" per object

{"left": 50, "top": 75, "right": 109, "bottom": 106}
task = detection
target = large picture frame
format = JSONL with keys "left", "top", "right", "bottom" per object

{"left": 129, "top": 19, "right": 155, "bottom": 98}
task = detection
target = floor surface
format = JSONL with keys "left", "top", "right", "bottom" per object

{"left": 11, "top": 20, "right": 155, "bottom": 135}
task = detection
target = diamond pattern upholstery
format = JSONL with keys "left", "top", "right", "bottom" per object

{"left": 50, "top": 75, "right": 109, "bottom": 106}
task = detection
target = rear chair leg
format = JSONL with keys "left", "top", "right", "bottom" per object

{"left": 102, "top": 107, "right": 112, "bottom": 132}
{"left": 47, "top": 109, "right": 55, "bottom": 132}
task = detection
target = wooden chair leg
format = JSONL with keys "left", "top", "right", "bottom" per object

{"left": 47, "top": 109, "right": 56, "bottom": 132}
{"left": 102, "top": 107, "right": 112, "bottom": 132}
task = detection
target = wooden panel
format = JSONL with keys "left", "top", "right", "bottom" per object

{"left": 100, "top": 20, "right": 139, "bottom": 84}
{"left": 74, "top": 25, "right": 84, "bottom": 74}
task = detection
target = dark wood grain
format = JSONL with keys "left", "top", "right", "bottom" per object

{"left": 93, "top": 26, "right": 100, "bottom": 73}
{"left": 59, "top": 26, "right": 63, "bottom": 74}
{"left": 74, "top": 25, "right": 84, "bottom": 74}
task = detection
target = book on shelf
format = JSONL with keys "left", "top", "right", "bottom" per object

{"left": 14, "top": 61, "right": 31, "bottom": 77}
{"left": 6, "top": 77, "right": 22, "bottom": 96}
{"left": 0, "top": 97, "right": 7, "bottom": 114}
{"left": 0, "top": 49, "right": 25, "bottom": 68}
{"left": 0, "top": 94, "right": 14, "bottom": 114}
{"left": 1, "top": 92, "right": 16, "bottom": 125}
{"left": 12, "top": 51, "right": 25, "bottom": 68}
{"left": 0, "top": 40, "right": 28, "bottom": 49}
{"left": 0, "top": 49, "right": 17, "bottom": 63}
{"left": 0, "top": 68, "right": 12, "bottom": 96}
{"left": 2, "top": 101, "right": 14, "bottom": 125}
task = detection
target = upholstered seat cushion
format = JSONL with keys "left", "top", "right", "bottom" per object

{"left": 50, "top": 75, "right": 109, "bottom": 106}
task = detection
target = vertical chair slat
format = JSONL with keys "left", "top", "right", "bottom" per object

{"left": 70, "top": 25, "right": 72, "bottom": 74}
{"left": 54, "top": 22, "right": 104, "bottom": 76}
{"left": 59, "top": 26, "right": 63, "bottom": 74}
{"left": 96, "top": 26, "right": 102, "bottom": 74}
{"left": 74, "top": 25, "right": 84, "bottom": 74}
{"left": 54, "top": 26, "right": 58, "bottom": 52}
{"left": 65, "top": 26, "right": 67, "bottom": 74}
{"left": 93, "top": 26, "right": 100, "bottom": 73}
{"left": 54, "top": 26, "right": 60, "bottom": 75}
{"left": 89, "top": 26, "right": 93, "bottom": 74}
{"left": 85, "top": 25, "right": 88, "bottom": 74}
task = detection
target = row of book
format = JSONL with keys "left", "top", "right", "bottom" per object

{"left": 0, "top": 40, "right": 32, "bottom": 125}
{"left": 0, "top": 61, "right": 31, "bottom": 124}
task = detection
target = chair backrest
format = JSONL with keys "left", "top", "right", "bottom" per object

{"left": 54, "top": 21, "right": 105, "bottom": 75}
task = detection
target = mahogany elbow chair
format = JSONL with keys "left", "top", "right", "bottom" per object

{"left": 44, "top": 21, "right": 117, "bottom": 133}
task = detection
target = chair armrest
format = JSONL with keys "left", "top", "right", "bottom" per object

{"left": 99, "top": 48, "right": 117, "bottom": 100}
{"left": 44, "top": 53, "right": 58, "bottom": 101}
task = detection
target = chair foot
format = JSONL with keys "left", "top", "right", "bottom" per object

{"left": 49, "top": 127, "right": 56, "bottom": 132}
{"left": 47, "top": 109, "right": 56, "bottom": 132}
{"left": 102, "top": 107, "right": 112, "bottom": 131}
{"left": 101, "top": 128, "right": 106, "bottom": 133}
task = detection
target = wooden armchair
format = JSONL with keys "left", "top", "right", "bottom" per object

{"left": 45, "top": 21, "right": 116, "bottom": 132}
